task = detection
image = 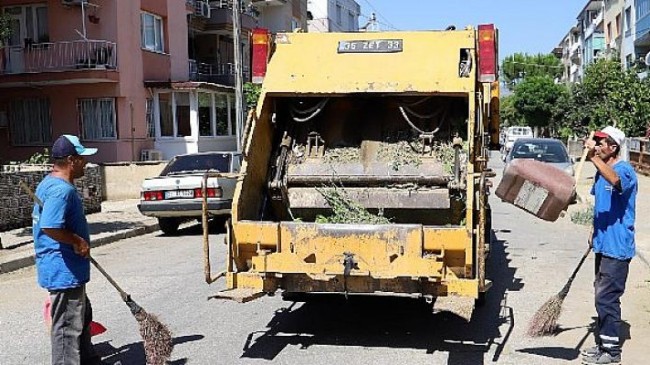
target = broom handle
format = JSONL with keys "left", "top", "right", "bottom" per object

{"left": 574, "top": 131, "right": 595, "bottom": 185}
{"left": 20, "top": 181, "right": 132, "bottom": 303}
{"left": 559, "top": 246, "right": 591, "bottom": 298}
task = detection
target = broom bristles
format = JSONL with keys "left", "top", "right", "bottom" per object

{"left": 527, "top": 294, "right": 564, "bottom": 337}
{"left": 134, "top": 309, "right": 174, "bottom": 365}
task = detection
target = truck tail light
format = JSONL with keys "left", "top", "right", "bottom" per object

{"left": 194, "top": 187, "right": 223, "bottom": 198}
{"left": 143, "top": 191, "right": 164, "bottom": 201}
{"left": 477, "top": 24, "right": 497, "bottom": 83}
{"left": 252, "top": 28, "right": 270, "bottom": 84}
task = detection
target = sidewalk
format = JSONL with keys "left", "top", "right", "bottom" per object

{"left": 0, "top": 199, "right": 158, "bottom": 274}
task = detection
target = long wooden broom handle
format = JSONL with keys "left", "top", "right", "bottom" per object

{"left": 574, "top": 131, "right": 595, "bottom": 185}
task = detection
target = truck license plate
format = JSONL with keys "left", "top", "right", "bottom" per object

{"left": 165, "top": 190, "right": 194, "bottom": 199}
{"left": 337, "top": 39, "right": 403, "bottom": 53}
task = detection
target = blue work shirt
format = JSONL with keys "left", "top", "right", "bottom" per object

{"left": 590, "top": 160, "right": 637, "bottom": 260}
{"left": 32, "top": 175, "right": 90, "bottom": 290}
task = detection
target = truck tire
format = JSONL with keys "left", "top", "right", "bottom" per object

{"left": 158, "top": 217, "right": 180, "bottom": 235}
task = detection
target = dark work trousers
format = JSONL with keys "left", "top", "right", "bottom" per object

{"left": 594, "top": 253, "right": 630, "bottom": 357}
{"left": 49, "top": 285, "right": 99, "bottom": 365}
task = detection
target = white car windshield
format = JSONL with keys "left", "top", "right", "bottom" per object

{"left": 511, "top": 141, "right": 569, "bottom": 163}
{"left": 161, "top": 154, "right": 231, "bottom": 176}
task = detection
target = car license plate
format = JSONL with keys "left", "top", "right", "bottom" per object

{"left": 164, "top": 190, "right": 194, "bottom": 199}
{"left": 337, "top": 39, "right": 403, "bottom": 53}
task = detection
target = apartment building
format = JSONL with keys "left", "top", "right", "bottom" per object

{"left": 555, "top": 0, "right": 650, "bottom": 81}
{"left": 622, "top": 0, "right": 636, "bottom": 69}
{"left": 0, "top": 0, "right": 307, "bottom": 163}
{"left": 604, "top": 0, "right": 625, "bottom": 56}
{"left": 307, "top": 0, "right": 359, "bottom": 33}
{"left": 580, "top": 1, "right": 606, "bottom": 70}
{"left": 557, "top": 25, "right": 583, "bottom": 83}
{"left": 254, "top": 0, "right": 307, "bottom": 33}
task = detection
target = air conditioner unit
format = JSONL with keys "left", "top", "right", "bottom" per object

{"left": 194, "top": 1, "right": 211, "bottom": 18}
{"left": 141, "top": 149, "right": 163, "bottom": 161}
{"left": 62, "top": 0, "right": 89, "bottom": 6}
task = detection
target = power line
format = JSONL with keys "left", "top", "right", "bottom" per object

{"left": 358, "top": 0, "right": 399, "bottom": 31}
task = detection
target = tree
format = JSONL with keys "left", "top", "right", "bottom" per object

{"left": 511, "top": 75, "right": 568, "bottom": 133}
{"left": 499, "top": 94, "right": 522, "bottom": 127}
{"left": 563, "top": 59, "right": 650, "bottom": 137}
{"left": 0, "top": 12, "right": 13, "bottom": 42}
{"left": 501, "top": 53, "right": 563, "bottom": 89}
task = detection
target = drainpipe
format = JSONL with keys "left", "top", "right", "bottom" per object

{"left": 130, "top": 102, "right": 135, "bottom": 161}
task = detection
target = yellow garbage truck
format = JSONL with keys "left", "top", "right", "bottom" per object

{"left": 214, "top": 25, "right": 500, "bottom": 306}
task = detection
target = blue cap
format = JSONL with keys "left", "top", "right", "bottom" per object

{"left": 51, "top": 135, "right": 98, "bottom": 158}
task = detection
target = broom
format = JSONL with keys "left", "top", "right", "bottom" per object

{"left": 526, "top": 132, "right": 594, "bottom": 337}
{"left": 20, "top": 181, "right": 173, "bottom": 364}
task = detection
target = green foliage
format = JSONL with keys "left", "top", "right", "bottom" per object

{"left": 564, "top": 59, "right": 650, "bottom": 137}
{"left": 8, "top": 149, "right": 50, "bottom": 165}
{"left": 511, "top": 75, "right": 569, "bottom": 129}
{"left": 501, "top": 53, "right": 563, "bottom": 89}
{"left": 243, "top": 82, "right": 262, "bottom": 110}
{"left": 570, "top": 205, "right": 593, "bottom": 226}
{"left": 315, "top": 186, "right": 391, "bottom": 224}
{"left": 499, "top": 95, "right": 522, "bottom": 127}
{"left": 0, "top": 12, "right": 13, "bottom": 42}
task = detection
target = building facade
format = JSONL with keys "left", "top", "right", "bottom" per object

{"left": 307, "top": 0, "right": 359, "bottom": 33}
{"left": 0, "top": 0, "right": 308, "bottom": 163}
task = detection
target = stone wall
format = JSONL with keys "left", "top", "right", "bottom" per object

{"left": 0, "top": 165, "right": 102, "bottom": 231}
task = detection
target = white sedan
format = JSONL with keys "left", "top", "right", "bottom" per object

{"left": 138, "top": 151, "right": 242, "bottom": 235}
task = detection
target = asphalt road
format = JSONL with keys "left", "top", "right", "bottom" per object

{"left": 1, "top": 157, "right": 649, "bottom": 365}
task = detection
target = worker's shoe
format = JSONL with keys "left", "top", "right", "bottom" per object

{"left": 581, "top": 350, "right": 621, "bottom": 365}
{"left": 580, "top": 345, "right": 601, "bottom": 357}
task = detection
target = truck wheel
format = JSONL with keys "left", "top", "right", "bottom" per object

{"left": 158, "top": 218, "right": 180, "bottom": 235}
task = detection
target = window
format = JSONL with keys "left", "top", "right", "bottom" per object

{"left": 216, "top": 94, "right": 229, "bottom": 136}
{"left": 79, "top": 98, "right": 117, "bottom": 140}
{"left": 625, "top": 7, "right": 632, "bottom": 37}
{"left": 3, "top": 5, "right": 49, "bottom": 45}
{"left": 348, "top": 11, "right": 355, "bottom": 30}
{"left": 159, "top": 93, "right": 173, "bottom": 137}
{"left": 141, "top": 12, "right": 164, "bottom": 52}
{"left": 146, "top": 99, "right": 155, "bottom": 137}
{"left": 155, "top": 91, "right": 235, "bottom": 138}
{"left": 9, "top": 98, "right": 52, "bottom": 145}
{"left": 615, "top": 13, "right": 621, "bottom": 38}
{"left": 607, "top": 22, "right": 612, "bottom": 42}
{"left": 198, "top": 93, "right": 213, "bottom": 137}
{"left": 336, "top": 4, "right": 342, "bottom": 25}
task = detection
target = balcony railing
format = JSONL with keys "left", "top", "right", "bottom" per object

{"left": 189, "top": 59, "right": 250, "bottom": 85}
{"left": 0, "top": 40, "right": 117, "bottom": 75}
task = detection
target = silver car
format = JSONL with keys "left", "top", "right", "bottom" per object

{"left": 138, "top": 151, "right": 242, "bottom": 235}
{"left": 504, "top": 138, "right": 574, "bottom": 176}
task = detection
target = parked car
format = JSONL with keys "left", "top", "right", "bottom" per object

{"left": 501, "top": 126, "right": 534, "bottom": 161}
{"left": 138, "top": 151, "right": 242, "bottom": 235}
{"left": 504, "top": 138, "right": 574, "bottom": 176}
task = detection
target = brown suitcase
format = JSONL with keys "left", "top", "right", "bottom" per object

{"left": 495, "top": 159, "right": 576, "bottom": 221}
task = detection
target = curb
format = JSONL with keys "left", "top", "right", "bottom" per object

{"left": 0, "top": 222, "right": 159, "bottom": 275}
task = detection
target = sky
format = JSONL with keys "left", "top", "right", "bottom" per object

{"left": 355, "top": 0, "right": 589, "bottom": 60}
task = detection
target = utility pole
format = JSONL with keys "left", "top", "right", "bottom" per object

{"left": 232, "top": 0, "right": 244, "bottom": 152}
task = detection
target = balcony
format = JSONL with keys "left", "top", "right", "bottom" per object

{"left": 189, "top": 1, "right": 257, "bottom": 33}
{"left": 0, "top": 40, "right": 118, "bottom": 87}
{"left": 1, "top": 40, "right": 117, "bottom": 75}
{"left": 189, "top": 60, "right": 250, "bottom": 86}
{"left": 251, "top": 0, "right": 288, "bottom": 6}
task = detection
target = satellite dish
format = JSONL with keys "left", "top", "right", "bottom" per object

{"left": 644, "top": 53, "right": 650, "bottom": 66}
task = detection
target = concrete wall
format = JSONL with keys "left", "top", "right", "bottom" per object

{"left": 101, "top": 161, "right": 166, "bottom": 200}
{"left": 0, "top": 165, "right": 102, "bottom": 231}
